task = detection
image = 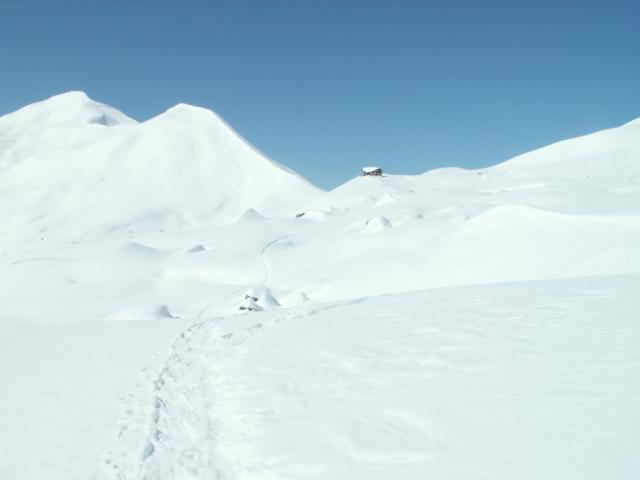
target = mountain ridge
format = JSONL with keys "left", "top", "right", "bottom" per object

{"left": 0, "top": 92, "right": 323, "bottom": 241}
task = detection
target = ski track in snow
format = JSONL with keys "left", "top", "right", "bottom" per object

{"left": 194, "top": 235, "right": 287, "bottom": 320}
{"left": 99, "top": 318, "right": 236, "bottom": 480}
{"left": 197, "top": 221, "right": 320, "bottom": 319}
{"left": 99, "top": 298, "right": 365, "bottom": 480}
{"left": 259, "top": 234, "right": 291, "bottom": 286}
{"left": 118, "top": 229, "right": 333, "bottom": 479}
{"left": 95, "top": 277, "right": 640, "bottom": 480}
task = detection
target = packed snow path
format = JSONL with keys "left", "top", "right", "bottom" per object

{"left": 97, "top": 275, "right": 640, "bottom": 480}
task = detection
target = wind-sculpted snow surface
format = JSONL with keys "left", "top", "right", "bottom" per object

{"left": 93, "top": 276, "right": 640, "bottom": 480}
{"left": 1, "top": 94, "right": 640, "bottom": 479}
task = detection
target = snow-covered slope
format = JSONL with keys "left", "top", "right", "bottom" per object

{"left": 491, "top": 117, "right": 640, "bottom": 178}
{"left": 277, "top": 120, "right": 640, "bottom": 299}
{"left": 0, "top": 95, "right": 639, "bottom": 480}
{"left": 0, "top": 92, "right": 321, "bottom": 242}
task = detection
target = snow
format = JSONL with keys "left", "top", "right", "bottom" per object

{"left": 103, "top": 275, "right": 638, "bottom": 480}
{"left": 0, "top": 92, "right": 321, "bottom": 243}
{"left": 0, "top": 318, "right": 190, "bottom": 480}
{"left": 1, "top": 92, "right": 640, "bottom": 479}
{"left": 491, "top": 117, "right": 640, "bottom": 178}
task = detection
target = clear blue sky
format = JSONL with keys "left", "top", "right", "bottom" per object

{"left": 1, "top": 0, "right": 639, "bottom": 188}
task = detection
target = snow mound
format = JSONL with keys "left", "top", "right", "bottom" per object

{"left": 362, "top": 215, "right": 392, "bottom": 233}
{"left": 278, "top": 289, "right": 311, "bottom": 306}
{"left": 236, "top": 208, "right": 266, "bottom": 222}
{"left": 157, "top": 304, "right": 179, "bottom": 318}
{"left": 102, "top": 304, "right": 179, "bottom": 321}
{"left": 374, "top": 192, "right": 397, "bottom": 206}
{"left": 239, "top": 286, "right": 281, "bottom": 311}
{"left": 295, "top": 208, "right": 341, "bottom": 222}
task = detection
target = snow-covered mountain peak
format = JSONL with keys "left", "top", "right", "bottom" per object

{"left": 143, "top": 101, "right": 314, "bottom": 184}
{"left": 47, "top": 90, "right": 91, "bottom": 101}
{"left": 147, "top": 102, "right": 239, "bottom": 136}
{"left": 0, "top": 90, "right": 137, "bottom": 129}
{"left": 0, "top": 93, "right": 322, "bottom": 240}
{"left": 161, "top": 102, "right": 217, "bottom": 118}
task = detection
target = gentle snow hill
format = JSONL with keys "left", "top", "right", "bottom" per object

{"left": 277, "top": 118, "right": 640, "bottom": 299}
{"left": 0, "top": 92, "right": 322, "bottom": 242}
{"left": 490, "top": 117, "right": 640, "bottom": 178}
{"left": 306, "top": 116, "right": 640, "bottom": 214}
